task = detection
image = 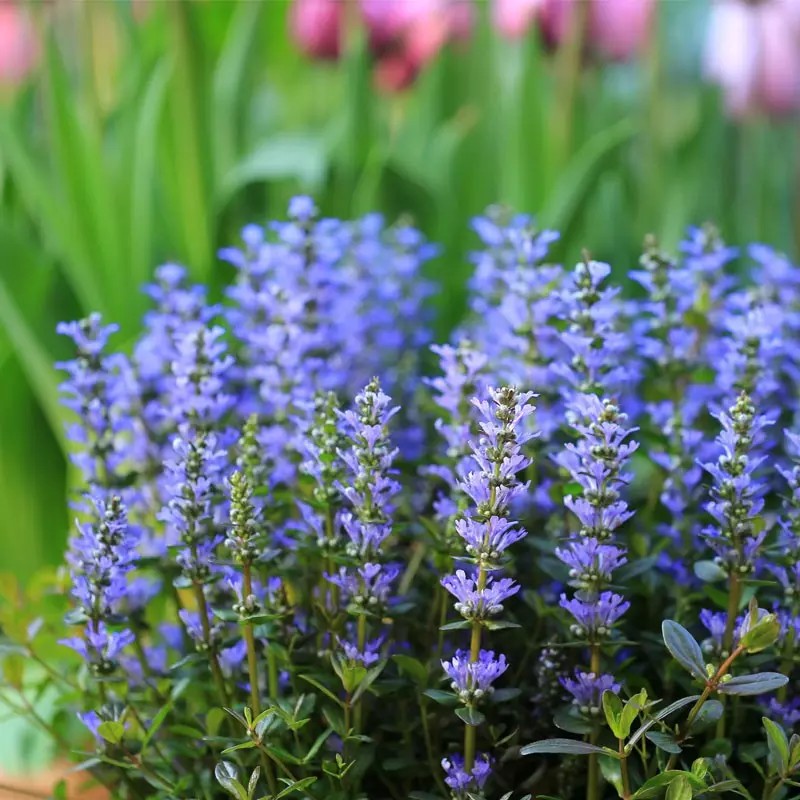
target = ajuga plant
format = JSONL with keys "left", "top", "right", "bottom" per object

{"left": 7, "top": 202, "right": 800, "bottom": 800}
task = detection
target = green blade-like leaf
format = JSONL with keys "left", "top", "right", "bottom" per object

{"left": 521, "top": 738, "right": 619, "bottom": 758}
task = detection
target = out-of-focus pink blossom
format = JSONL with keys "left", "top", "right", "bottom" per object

{"left": 524, "top": 0, "right": 655, "bottom": 61}
{"left": 0, "top": 1, "right": 39, "bottom": 86}
{"left": 588, "top": 0, "right": 654, "bottom": 60}
{"left": 493, "top": 0, "right": 543, "bottom": 39}
{"left": 289, "top": 0, "right": 474, "bottom": 92}
{"left": 705, "top": 0, "right": 800, "bottom": 118}
{"left": 290, "top": 0, "right": 343, "bottom": 61}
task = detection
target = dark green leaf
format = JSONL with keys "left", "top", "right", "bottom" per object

{"left": 646, "top": 731, "right": 682, "bottom": 754}
{"left": 632, "top": 771, "right": 706, "bottom": 800}
{"left": 392, "top": 654, "right": 428, "bottom": 685}
{"left": 718, "top": 672, "right": 788, "bottom": 696}
{"left": 455, "top": 706, "right": 485, "bottom": 726}
{"left": 662, "top": 620, "right": 707, "bottom": 680}
{"left": 521, "top": 738, "right": 619, "bottom": 757}
{"left": 274, "top": 777, "right": 318, "bottom": 799}
{"left": 424, "top": 689, "right": 459, "bottom": 706}
{"left": 627, "top": 695, "right": 701, "bottom": 749}
{"left": 690, "top": 699, "right": 723, "bottom": 732}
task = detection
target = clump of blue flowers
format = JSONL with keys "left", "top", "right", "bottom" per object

{"left": 6, "top": 202, "right": 800, "bottom": 800}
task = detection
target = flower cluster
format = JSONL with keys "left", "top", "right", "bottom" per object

{"left": 701, "top": 391, "right": 771, "bottom": 579}
{"left": 555, "top": 394, "right": 638, "bottom": 709}
{"left": 62, "top": 494, "right": 138, "bottom": 677}
{"left": 15, "top": 207, "right": 800, "bottom": 800}
{"left": 440, "top": 385, "right": 534, "bottom": 793}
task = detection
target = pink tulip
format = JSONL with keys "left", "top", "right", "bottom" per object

{"left": 589, "top": 0, "right": 654, "bottom": 61}
{"left": 493, "top": 0, "right": 544, "bottom": 39}
{"left": 289, "top": 0, "right": 474, "bottom": 92}
{"left": 538, "top": 0, "right": 655, "bottom": 61}
{"left": 705, "top": 0, "right": 800, "bottom": 117}
{"left": 0, "top": 1, "right": 39, "bottom": 86}
{"left": 290, "top": 0, "right": 343, "bottom": 61}
{"left": 364, "top": 0, "right": 474, "bottom": 92}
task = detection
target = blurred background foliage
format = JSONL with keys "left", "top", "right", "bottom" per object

{"left": 0, "top": 0, "right": 798, "bottom": 585}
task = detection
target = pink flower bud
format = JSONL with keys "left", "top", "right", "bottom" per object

{"left": 290, "top": 0, "right": 343, "bottom": 61}
{"left": 0, "top": 2, "right": 39, "bottom": 86}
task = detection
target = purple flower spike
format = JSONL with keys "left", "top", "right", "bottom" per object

{"left": 700, "top": 392, "right": 771, "bottom": 576}
{"left": 442, "top": 753, "right": 492, "bottom": 797}
{"left": 560, "top": 591, "right": 630, "bottom": 640}
{"left": 442, "top": 650, "right": 508, "bottom": 704}
{"left": 560, "top": 670, "right": 621, "bottom": 716}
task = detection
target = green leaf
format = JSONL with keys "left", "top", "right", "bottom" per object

{"left": 423, "top": 689, "right": 459, "bottom": 706}
{"left": 490, "top": 688, "right": 522, "bottom": 704}
{"left": 694, "top": 560, "right": 727, "bottom": 583}
{"left": 215, "top": 761, "right": 248, "bottom": 800}
{"left": 646, "top": 731, "right": 682, "bottom": 754}
{"left": 455, "top": 706, "right": 485, "bottom": 727}
{"left": 542, "top": 117, "right": 637, "bottom": 234}
{"left": 97, "top": 720, "right": 125, "bottom": 745}
{"left": 274, "top": 777, "right": 318, "bottom": 799}
{"left": 520, "top": 739, "right": 619, "bottom": 758}
{"left": 141, "top": 697, "right": 175, "bottom": 754}
{"left": 665, "top": 775, "right": 692, "bottom": 800}
{"left": 632, "top": 771, "right": 706, "bottom": 800}
{"left": 690, "top": 700, "right": 723, "bottom": 732}
{"left": 299, "top": 674, "right": 345, "bottom": 708}
{"left": 554, "top": 705, "right": 592, "bottom": 735}
{"left": 481, "top": 620, "right": 522, "bottom": 631}
{"left": 618, "top": 691, "right": 649, "bottom": 742}
{"left": 392, "top": 654, "right": 428, "bottom": 686}
{"left": 351, "top": 660, "right": 386, "bottom": 704}
{"left": 603, "top": 691, "right": 624, "bottom": 738}
{"left": 218, "top": 134, "right": 328, "bottom": 211}
{"left": 740, "top": 614, "right": 781, "bottom": 653}
{"left": 221, "top": 741, "right": 257, "bottom": 754}
{"left": 0, "top": 275, "right": 63, "bottom": 448}
{"left": 763, "top": 716, "right": 790, "bottom": 776}
{"left": 662, "top": 620, "right": 707, "bottom": 680}
{"left": 627, "top": 695, "right": 701, "bottom": 750}
{"left": 718, "top": 672, "right": 788, "bottom": 696}
{"left": 599, "top": 755, "right": 624, "bottom": 797}
{"left": 439, "top": 620, "right": 471, "bottom": 631}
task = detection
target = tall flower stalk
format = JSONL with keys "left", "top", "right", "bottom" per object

{"left": 329, "top": 378, "right": 400, "bottom": 738}
{"left": 62, "top": 494, "right": 138, "bottom": 706}
{"left": 441, "top": 386, "right": 535, "bottom": 793}
{"left": 555, "top": 395, "right": 638, "bottom": 800}
{"left": 701, "top": 391, "right": 771, "bottom": 654}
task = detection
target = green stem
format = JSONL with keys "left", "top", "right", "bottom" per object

{"left": 354, "top": 613, "right": 368, "bottom": 734}
{"left": 587, "top": 643, "right": 601, "bottom": 800}
{"left": 666, "top": 645, "right": 746, "bottom": 770}
{"left": 550, "top": 0, "right": 588, "bottom": 184}
{"left": 192, "top": 582, "right": 230, "bottom": 708}
{"left": 419, "top": 694, "right": 449, "bottom": 798}
{"left": 717, "top": 573, "right": 742, "bottom": 738}
{"left": 763, "top": 775, "right": 786, "bottom": 800}
{"left": 463, "top": 567, "right": 486, "bottom": 774}
{"left": 242, "top": 562, "right": 261, "bottom": 715}
{"left": 619, "top": 739, "right": 632, "bottom": 800}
